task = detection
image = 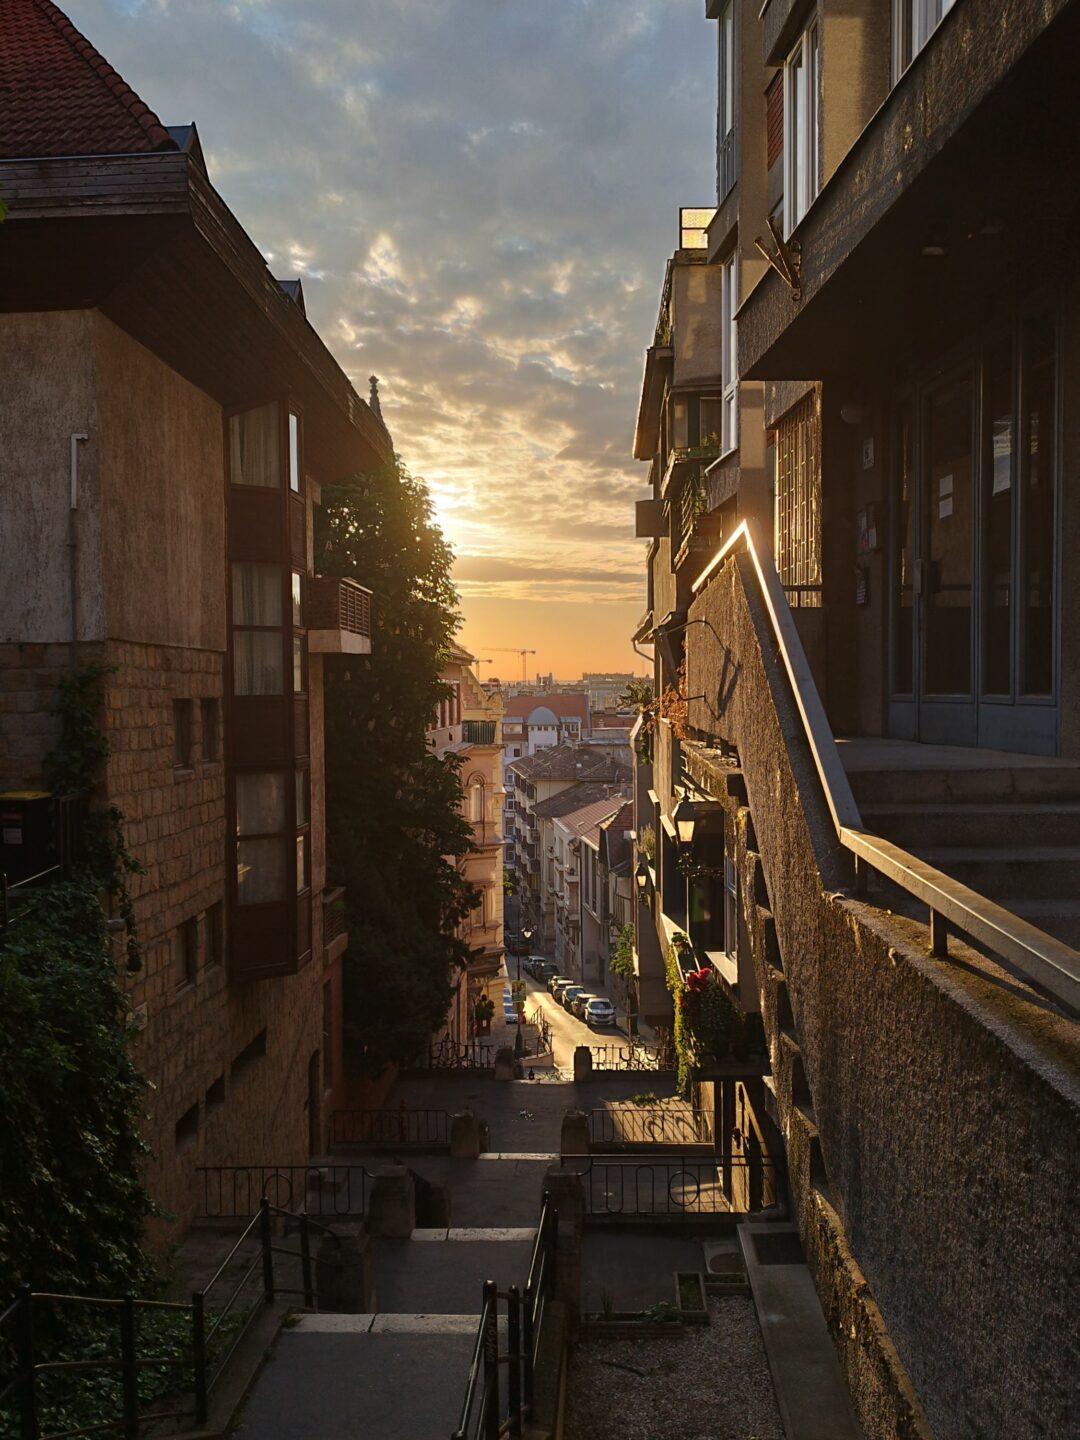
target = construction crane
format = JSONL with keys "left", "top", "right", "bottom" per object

{"left": 480, "top": 646, "right": 537, "bottom": 683}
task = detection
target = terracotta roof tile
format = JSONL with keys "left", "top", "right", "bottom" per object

{"left": 0, "top": 0, "right": 176, "bottom": 159}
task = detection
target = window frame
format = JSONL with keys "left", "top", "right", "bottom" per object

{"left": 892, "top": 0, "right": 957, "bottom": 85}
{"left": 783, "top": 18, "right": 819, "bottom": 238}
{"left": 720, "top": 251, "right": 740, "bottom": 453}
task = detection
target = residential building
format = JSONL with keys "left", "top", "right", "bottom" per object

{"left": 632, "top": 2, "right": 1080, "bottom": 1437}
{"left": 507, "top": 743, "right": 631, "bottom": 952}
{"left": 501, "top": 691, "right": 589, "bottom": 775}
{"left": 0, "top": 1, "right": 391, "bottom": 1237}
{"left": 427, "top": 644, "right": 505, "bottom": 1041}
{"left": 552, "top": 796, "right": 634, "bottom": 988}
{"left": 580, "top": 672, "right": 639, "bottom": 712}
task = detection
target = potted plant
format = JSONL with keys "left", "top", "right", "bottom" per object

{"left": 473, "top": 995, "right": 495, "bottom": 1036}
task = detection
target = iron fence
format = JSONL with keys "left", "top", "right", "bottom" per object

{"left": 526, "top": 1009, "right": 552, "bottom": 1057}
{"left": 0, "top": 1199, "right": 338, "bottom": 1439}
{"left": 588, "top": 1104, "right": 713, "bottom": 1149}
{"left": 587, "top": 1037, "right": 675, "bottom": 1073}
{"left": 561, "top": 1155, "right": 780, "bottom": 1217}
{"left": 415, "top": 1037, "right": 495, "bottom": 1073}
{"left": 196, "top": 1164, "right": 373, "bottom": 1219}
{"left": 451, "top": 1194, "right": 558, "bottom": 1440}
{"left": 329, "top": 1108, "right": 452, "bottom": 1150}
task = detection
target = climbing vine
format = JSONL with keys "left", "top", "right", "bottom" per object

{"left": 664, "top": 932, "right": 744, "bottom": 1094}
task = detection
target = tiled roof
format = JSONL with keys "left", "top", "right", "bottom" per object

{"left": 509, "top": 743, "right": 631, "bottom": 783}
{"left": 502, "top": 692, "right": 589, "bottom": 722}
{"left": 0, "top": 0, "right": 176, "bottom": 159}
{"left": 532, "top": 782, "right": 629, "bottom": 821}
{"left": 559, "top": 794, "right": 632, "bottom": 842}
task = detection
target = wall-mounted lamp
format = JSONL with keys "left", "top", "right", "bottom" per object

{"left": 635, "top": 859, "right": 650, "bottom": 897}
{"left": 839, "top": 403, "right": 867, "bottom": 427}
{"left": 673, "top": 794, "right": 698, "bottom": 847}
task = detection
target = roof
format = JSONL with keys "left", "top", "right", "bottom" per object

{"left": 532, "top": 782, "right": 630, "bottom": 821}
{"left": 557, "top": 794, "right": 631, "bottom": 843}
{"left": 508, "top": 743, "right": 631, "bottom": 784}
{"left": 0, "top": 0, "right": 177, "bottom": 159}
{"left": 502, "top": 692, "right": 589, "bottom": 723}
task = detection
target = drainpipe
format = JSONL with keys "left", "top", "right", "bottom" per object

{"left": 69, "top": 433, "right": 88, "bottom": 669}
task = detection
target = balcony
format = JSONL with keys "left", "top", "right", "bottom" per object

{"left": 462, "top": 719, "right": 496, "bottom": 745}
{"left": 307, "top": 576, "right": 373, "bottom": 655}
{"left": 322, "top": 886, "right": 348, "bottom": 961}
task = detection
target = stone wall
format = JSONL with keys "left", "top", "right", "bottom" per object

{"left": 685, "top": 553, "right": 1080, "bottom": 1440}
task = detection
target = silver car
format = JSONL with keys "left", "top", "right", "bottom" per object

{"left": 585, "top": 998, "right": 617, "bottom": 1028}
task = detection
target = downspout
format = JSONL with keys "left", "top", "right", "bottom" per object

{"left": 69, "top": 433, "right": 89, "bottom": 670}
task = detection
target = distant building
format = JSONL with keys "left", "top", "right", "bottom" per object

{"left": 581, "top": 672, "right": 639, "bottom": 712}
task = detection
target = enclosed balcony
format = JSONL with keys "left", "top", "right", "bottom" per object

{"left": 307, "top": 576, "right": 373, "bottom": 655}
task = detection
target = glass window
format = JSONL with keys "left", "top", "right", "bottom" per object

{"left": 716, "top": 1, "right": 736, "bottom": 201}
{"left": 229, "top": 402, "right": 281, "bottom": 489}
{"left": 236, "top": 773, "right": 287, "bottom": 835}
{"left": 296, "top": 834, "right": 308, "bottom": 894}
{"left": 233, "top": 563, "right": 283, "bottom": 627}
{"left": 295, "top": 770, "right": 309, "bottom": 827}
{"left": 233, "top": 632, "right": 284, "bottom": 695}
{"left": 699, "top": 396, "right": 723, "bottom": 449}
{"left": 981, "top": 339, "right": 1014, "bottom": 697}
{"left": 293, "top": 636, "right": 305, "bottom": 693}
{"left": 288, "top": 412, "right": 301, "bottom": 493}
{"left": 892, "top": 399, "right": 916, "bottom": 694}
{"left": 923, "top": 375, "right": 974, "bottom": 697}
{"left": 237, "top": 838, "right": 287, "bottom": 905}
{"left": 1020, "top": 315, "right": 1056, "bottom": 696}
{"left": 721, "top": 253, "right": 739, "bottom": 451}
{"left": 784, "top": 22, "right": 819, "bottom": 237}
{"left": 893, "top": 0, "right": 957, "bottom": 84}
{"left": 291, "top": 573, "right": 303, "bottom": 626}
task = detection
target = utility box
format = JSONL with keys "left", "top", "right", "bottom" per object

{"left": 0, "top": 791, "right": 55, "bottom": 885}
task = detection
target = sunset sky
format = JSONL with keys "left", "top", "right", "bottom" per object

{"left": 66, "top": 0, "right": 717, "bottom": 680}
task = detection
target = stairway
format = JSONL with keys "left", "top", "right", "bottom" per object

{"left": 838, "top": 740, "right": 1080, "bottom": 950}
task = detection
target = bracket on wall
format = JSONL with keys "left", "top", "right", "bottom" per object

{"left": 754, "top": 215, "right": 802, "bottom": 300}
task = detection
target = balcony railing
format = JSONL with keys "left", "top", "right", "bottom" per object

{"left": 323, "top": 887, "right": 347, "bottom": 949}
{"left": 462, "top": 719, "right": 496, "bottom": 745}
{"left": 307, "top": 576, "right": 373, "bottom": 653}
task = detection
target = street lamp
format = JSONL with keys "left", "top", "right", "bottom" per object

{"left": 673, "top": 794, "right": 698, "bottom": 847}
{"left": 634, "top": 859, "right": 650, "bottom": 899}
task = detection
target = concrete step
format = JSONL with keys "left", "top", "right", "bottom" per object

{"left": 860, "top": 802, "right": 1080, "bottom": 850}
{"left": 847, "top": 765, "right": 1080, "bottom": 807}
{"left": 916, "top": 846, "right": 1080, "bottom": 901}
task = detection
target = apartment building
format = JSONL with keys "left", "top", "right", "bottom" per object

{"left": 0, "top": 1, "right": 391, "bottom": 1236}
{"left": 427, "top": 644, "right": 505, "bottom": 1042}
{"left": 552, "top": 796, "right": 634, "bottom": 989}
{"left": 633, "top": 2, "right": 1080, "bottom": 1437}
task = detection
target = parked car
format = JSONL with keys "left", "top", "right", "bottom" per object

{"left": 538, "top": 961, "right": 559, "bottom": 982}
{"left": 560, "top": 985, "right": 586, "bottom": 1012}
{"left": 548, "top": 974, "right": 572, "bottom": 996}
{"left": 585, "top": 998, "right": 617, "bottom": 1028}
{"left": 570, "top": 992, "right": 598, "bottom": 1019}
{"left": 526, "top": 954, "right": 548, "bottom": 978}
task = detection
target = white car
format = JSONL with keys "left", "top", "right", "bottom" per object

{"left": 585, "top": 997, "right": 616, "bottom": 1028}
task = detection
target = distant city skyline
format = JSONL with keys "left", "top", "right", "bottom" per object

{"left": 60, "top": 0, "right": 716, "bottom": 676}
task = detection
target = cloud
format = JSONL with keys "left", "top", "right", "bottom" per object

{"left": 67, "top": 0, "right": 716, "bottom": 670}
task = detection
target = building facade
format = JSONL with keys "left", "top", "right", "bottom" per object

{"left": 428, "top": 644, "right": 506, "bottom": 1043}
{"left": 632, "top": 3, "right": 1080, "bottom": 1438}
{"left": 0, "top": 3, "right": 391, "bottom": 1237}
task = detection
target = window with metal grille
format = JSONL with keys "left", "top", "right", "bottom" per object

{"left": 774, "top": 394, "right": 822, "bottom": 608}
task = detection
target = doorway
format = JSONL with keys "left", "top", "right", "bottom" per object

{"left": 888, "top": 312, "right": 1059, "bottom": 754}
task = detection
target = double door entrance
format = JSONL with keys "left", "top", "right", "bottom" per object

{"left": 888, "top": 311, "right": 1059, "bottom": 754}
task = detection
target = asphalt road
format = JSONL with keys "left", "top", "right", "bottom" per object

{"left": 511, "top": 970, "right": 631, "bottom": 1071}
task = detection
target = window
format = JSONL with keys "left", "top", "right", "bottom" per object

{"left": 236, "top": 772, "right": 288, "bottom": 905}
{"left": 230, "top": 1028, "right": 267, "bottom": 1082}
{"left": 295, "top": 770, "right": 309, "bottom": 827}
{"left": 724, "top": 855, "right": 739, "bottom": 964}
{"left": 716, "top": 0, "right": 736, "bottom": 201}
{"left": 892, "top": 0, "right": 957, "bottom": 84}
{"left": 206, "top": 901, "right": 224, "bottom": 971}
{"left": 176, "top": 916, "right": 198, "bottom": 988}
{"left": 229, "top": 402, "right": 281, "bottom": 488}
{"left": 201, "top": 699, "right": 220, "bottom": 764}
{"left": 288, "top": 412, "right": 301, "bottom": 493}
{"left": 720, "top": 253, "right": 739, "bottom": 452}
{"left": 293, "top": 636, "right": 305, "bottom": 694}
{"left": 291, "top": 573, "right": 303, "bottom": 626}
{"left": 232, "top": 563, "right": 285, "bottom": 695}
{"left": 775, "top": 393, "right": 823, "bottom": 608}
{"left": 173, "top": 700, "right": 194, "bottom": 771}
{"left": 783, "top": 20, "right": 819, "bottom": 237}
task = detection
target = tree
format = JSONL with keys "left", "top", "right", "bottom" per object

{"left": 315, "top": 460, "right": 479, "bottom": 1072}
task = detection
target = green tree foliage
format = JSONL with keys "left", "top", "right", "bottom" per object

{"left": 316, "top": 460, "right": 479, "bottom": 1072}
{"left": 0, "top": 665, "right": 152, "bottom": 1304}
{"left": 609, "top": 923, "right": 635, "bottom": 982}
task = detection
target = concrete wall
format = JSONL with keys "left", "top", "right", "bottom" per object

{"left": 0, "top": 312, "right": 103, "bottom": 645}
{"left": 685, "top": 553, "right": 1080, "bottom": 1439}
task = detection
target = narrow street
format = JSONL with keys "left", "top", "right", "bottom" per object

{"left": 498, "top": 965, "right": 643, "bottom": 1073}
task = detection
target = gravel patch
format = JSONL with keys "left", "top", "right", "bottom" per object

{"left": 564, "top": 1295, "right": 784, "bottom": 1440}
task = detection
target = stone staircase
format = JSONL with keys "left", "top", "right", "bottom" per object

{"left": 838, "top": 740, "right": 1080, "bottom": 951}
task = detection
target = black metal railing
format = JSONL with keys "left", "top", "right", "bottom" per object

{"left": 526, "top": 1008, "right": 552, "bottom": 1056}
{"left": 329, "top": 1108, "right": 452, "bottom": 1150}
{"left": 587, "top": 1038, "right": 675, "bottom": 1073}
{"left": 561, "top": 1155, "right": 779, "bottom": 1217}
{"left": 451, "top": 1194, "right": 558, "bottom": 1440}
{"left": 588, "top": 1104, "right": 713, "bottom": 1148}
{"left": 414, "top": 1037, "right": 495, "bottom": 1073}
{"left": 322, "top": 887, "right": 346, "bottom": 947}
{"left": 196, "top": 1164, "right": 373, "bottom": 1220}
{"left": 0, "top": 1199, "right": 339, "bottom": 1439}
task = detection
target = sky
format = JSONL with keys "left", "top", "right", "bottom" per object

{"left": 66, "top": 0, "right": 717, "bottom": 680}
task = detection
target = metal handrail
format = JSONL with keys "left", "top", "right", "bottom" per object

{"left": 691, "top": 518, "right": 1080, "bottom": 1014}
